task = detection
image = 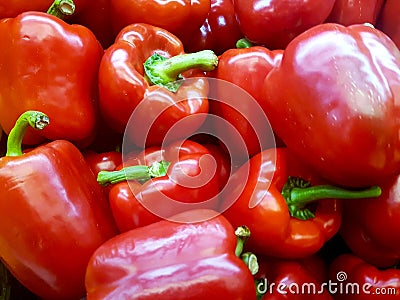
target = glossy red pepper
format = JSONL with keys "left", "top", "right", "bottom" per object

{"left": 326, "top": 0, "right": 384, "bottom": 26}
{"left": 256, "top": 255, "right": 333, "bottom": 299}
{"left": 85, "top": 209, "right": 257, "bottom": 300}
{"left": 376, "top": 0, "right": 400, "bottom": 49}
{"left": 340, "top": 173, "right": 400, "bottom": 268}
{"left": 0, "top": 1, "right": 103, "bottom": 147}
{"left": 329, "top": 254, "right": 400, "bottom": 299}
{"left": 83, "top": 150, "right": 122, "bottom": 176}
{"left": 220, "top": 147, "right": 381, "bottom": 259}
{"left": 233, "top": 0, "right": 335, "bottom": 49}
{"left": 209, "top": 46, "right": 283, "bottom": 162}
{"left": 98, "top": 23, "right": 218, "bottom": 147}
{"left": 262, "top": 23, "right": 400, "bottom": 187}
{"left": 98, "top": 140, "right": 221, "bottom": 232}
{"left": 110, "top": 0, "right": 210, "bottom": 42}
{"left": 0, "top": 111, "right": 118, "bottom": 300}
{"left": 179, "top": 0, "right": 242, "bottom": 55}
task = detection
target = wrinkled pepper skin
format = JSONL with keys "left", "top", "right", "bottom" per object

{"left": 0, "top": 12, "right": 103, "bottom": 146}
{"left": 262, "top": 23, "right": 400, "bottom": 187}
{"left": 340, "top": 173, "right": 400, "bottom": 268}
{"left": 329, "top": 254, "right": 400, "bottom": 299}
{"left": 221, "top": 147, "right": 342, "bottom": 259}
{"left": 98, "top": 23, "right": 210, "bottom": 147}
{"left": 110, "top": 0, "right": 210, "bottom": 41}
{"left": 0, "top": 140, "right": 118, "bottom": 300}
{"left": 85, "top": 209, "right": 257, "bottom": 300}
{"left": 233, "top": 0, "right": 335, "bottom": 49}
{"left": 326, "top": 0, "right": 384, "bottom": 26}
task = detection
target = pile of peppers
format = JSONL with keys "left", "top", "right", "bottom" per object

{"left": 0, "top": 0, "right": 400, "bottom": 299}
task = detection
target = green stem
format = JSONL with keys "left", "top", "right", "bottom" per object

{"left": 144, "top": 50, "right": 218, "bottom": 92}
{"left": 255, "top": 278, "right": 267, "bottom": 300}
{"left": 241, "top": 252, "right": 259, "bottom": 275}
{"left": 47, "top": 0, "right": 75, "bottom": 19}
{"left": 6, "top": 111, "right": 49, "bottom": 157}
{"left": 234, "top": 225, "right": 251, "bottom": 257}
{"left": 236, "top": 38, "right": 254, "bottom": 49}
{"left": 282, "top": 176, "right": 382, "bottom": 220}
{"left": 97, "top": 160, "right": 170, "bottom": 186}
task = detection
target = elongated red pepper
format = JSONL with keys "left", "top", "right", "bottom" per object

{"left": 98, "top": 140, "right": 221, "bottom": 232}
{"left": 0, "top": 0, "right": 103, "bottom": 147}
{"left": 0, "top": 111, "right": 118, "bottom": 300}
{"left": 340, "top": 173, "right": 400, "bottom": 268}
{"left": 329, "top": 254, "right": 400, "bottom": 299}
{"left": 98, "top": 23, "right": 218, "bottom": 147}
{"left": 220, "top": 147, "right": 381, "bottom": 259}
{"left": 85, "top": 209, "right": 258, "bottom": 299}
{"left": 262, "top": 23, "right": 400, "bottom": 187}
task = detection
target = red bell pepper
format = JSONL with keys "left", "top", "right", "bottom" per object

{"left": 0, "top": 1, "right": 103, "bottom": 147}
{"left": 376, "top": 0, "right": 400, "bottom": 49}
{"left": 326, "top": 0, "right": 384, "bottom": 26}
{"left": 220, "top": 147, "right": 381, "bottom": 259}
{"left": 98, "top": 23, "right": 218, "bottom": 147}
{"left": 209, "top": 46, "right": 283, "bottom": 162}
{"left": 110, "top": 0, "right": 211, "bottom": 42}
{"left": 179, "top": 0, "right": 243, "bottom": 55}
{"left": 83, "top": 149, "right": 122, "bottom": 196}
{"left": 329, "top": 254, "right": 400, "bottom": 299}
{"left": 85, "top": 209, "right": 258, "bottom": 300}
{"left": 340, "top": 173, "right": 400, "bottom": 268}
{"left": 98, "top": 140, "right": 221, "bottom": 232}
{"left": 233, "top": 0, "right": 336, "bottom": 49}
{"left": 262, "top": 23, "right": 400, "bottom": 187}
{"left": 255, "top": 255, "right": 333, "bottom": 299}
{"left": 0, "top": 111, "right": 118, "bottom": 300}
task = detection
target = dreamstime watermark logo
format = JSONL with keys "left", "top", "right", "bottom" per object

{"left": 256, "top": 271, "right": 399, "bottom": 296}
{"left": 121, "top": 77, "right": 277, "bottom": 222}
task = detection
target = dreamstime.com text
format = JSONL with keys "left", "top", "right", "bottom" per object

{"left": 256, "top": 271, "right": 399, "bottom": 296}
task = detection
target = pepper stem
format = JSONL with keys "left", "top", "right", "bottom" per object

{"left": 234, "top": 225, "right": 251, "bottom": 257}
{"left": 241, "top": 252, "right": 259, "bottom": 275}
{"left": 144, "top": 50, "right": 218, "bottom": 92}
{"left": 282, "top": 176, "right": 382, "bottom": 220}
{"left": 6, "top": 111, "right": 50, "bottom": 157}
{"left": 47, "top": 0, "right": 76, "bottom": 19}
{"left": 97, "top": 160, "right": 170, "bottom": 186}
{"left": 236, "top": 38, "right": 254, "bottom": 49}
